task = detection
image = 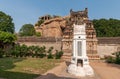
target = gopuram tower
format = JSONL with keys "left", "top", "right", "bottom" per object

{"left": 62, "top": 8, "right": 98, "bottom": 60}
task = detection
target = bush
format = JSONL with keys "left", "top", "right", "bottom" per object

{"left": 10, "top": 44, "right": 21, "bottom": 57}
{"left": 55, "top": 50, "right": 63, "bottom": 59}
{"left": 47, "top": 47, "right": 53, "bottom": 54}
{"left": 105, "top": 51, "right": 120, "bottom": 64}
{"left": 47, "top": 47, "right": 54, "bottom": 59}
{"left": 0, "top": 48, "right": 4, "bottom": 58}
{"left": 38, "top": 53, "right": 46, "bottom": 58}
{"left": 19, "top": 24, "right": 36, "bottom": 36}
{"left": 20, "top": 44, "right": 28, "bottom": 57}
{"left": 114, "top": 52, "right": 120, "bottom": 64}
{"left": 10, "top": 44, "right": 47, "bottom": 58}
{"left": 105, "top": 56, "right": 115, "bottom": 63}
{"left": 47, "top": 53, "right": 53, "bottom": 59}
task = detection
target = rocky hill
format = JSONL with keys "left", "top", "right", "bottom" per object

{"left": 35, "top": 17, "right": 68, "bottom": 38}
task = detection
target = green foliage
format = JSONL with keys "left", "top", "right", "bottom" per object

{"left": 1, "top": 43, "right": 63, "bottom": 60}
{"left": 35, "top": 18, "right": 45, "bottom": 26}
{"left": 10, "top": 44, "right": 21, "bottom": 57}
{"left": 10, "top": 44, "right": 29, "bottom": 57}
{"left": 10, "top": 45, "right": 47, "bottom": 58}
{"left": 47, "top": 53, "right": 53, "bottom": 59}
{"left": 0, "top": 31, "right": 16, "bottom": 57}
{"left": 37, "top": 19, "right": 44, "bottom": 26}
{"left": 19, "top": 24, "right": 36, "bottom": 36}
{"left": 0, "top": 31, "right": 17, "bottom": 54}
{"left": 0, "top": 11, "right": 14, "bottom": 33}
{"left": 105, "top": 56, "right": 115, "bottom": 63}
{"left": 93, "top": 18, "right": 120, "bottom": 37}
{"left": 35, "top": 32, "right": 41, "bottom": 37}
{"left": 105, "top": 51, "right": 120, "bottom": 64}
{"left": 28, "top": 45, "right": 36, "bottom": 57}
{"left": 47, "top": 47, "right": 53, "bottom": 54}
{"left": 38, "top": 46, "right": 46, "bottom": 58}
{"left": 55, "top": 50, "right": 63, "bottom": 59}
{"left": 0, "top": 31, "right": 17, "bottom": 44}
{"left": 47, "top": 47, "right": 54, "bottom": 59}
{"left": 114, "top": 51, "right": 120, "bottom": 64}
{"left": 19, "top": 44, "right": 28, "bottom": 57}
{"left": 0, "top": 48, "right": 4, "bottom": 58}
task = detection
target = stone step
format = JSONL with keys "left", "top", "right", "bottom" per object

{"left": 62, "top": 54, "right": 71, "bottom": 61}
{"left": 63, "top": 53, "right": 71, "bottom": 55}
{"left": 87, "top": 55, "right": 100, "bottom": 60}
{"left": 62, "top": 54, "right": 100, "bottom": 61}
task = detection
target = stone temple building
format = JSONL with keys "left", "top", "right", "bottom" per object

{"left": 35, "top": 8, "right": 99, "bottom": 60}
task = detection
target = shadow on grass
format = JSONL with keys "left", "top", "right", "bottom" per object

{"left": 36, "top": 73, "right": 77, "bottom": 79}
{"left": 0, "top": 71, "right": 40, "bottom": 79}
{"left": 0, "top": 57, "right": 23, "bottom": 71}
{"left": 0, "top": 57, "right": 40, "bottom": 79}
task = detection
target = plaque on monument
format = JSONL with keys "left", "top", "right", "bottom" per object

{"left": 77, "top": 41, "right": 82, "bottom": 56}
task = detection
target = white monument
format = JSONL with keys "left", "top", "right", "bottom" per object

{"left": 67, "top": 24, "right": 94, "bottom": 77}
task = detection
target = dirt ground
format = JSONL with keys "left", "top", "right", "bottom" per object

{"left": 90, "top": 61, "right": 120, "bottom": 79}
{"left": 36, "top": 61, "right": 120, "bottom": 79}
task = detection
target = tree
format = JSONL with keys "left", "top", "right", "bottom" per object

{"left": 0, "top": 31, "right": 17, "bottom": 57}
{"left": 0, "top": 31, "right": 17, "bottom": 48}
{"left": 19, "top": 24, "right": 36, "bottom": 36}
{"left": 53, "top": 15, "right": 61, "bottom": 18}
{"left": 0, "top": 11, "right": 14, "bottom": 33}
{"left": 93, "top": 18, "right": 120, "bottom": 37}
{"left": 37, "top": 19, "right": 44, "bottom": 26}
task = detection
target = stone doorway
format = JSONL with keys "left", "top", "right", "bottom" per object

{"left": 77, "top": 59, "right": 83, "bottom": 67}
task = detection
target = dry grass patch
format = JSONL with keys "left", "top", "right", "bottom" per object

{"left": 0, "top": 57, "right": 62, "bottom": 79}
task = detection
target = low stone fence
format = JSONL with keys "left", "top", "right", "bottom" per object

{"left": 97, "top": 37, "right": 120, "bottom": 57}
{"left": 17, "top": 37, "right": 62, "bottom": 52}
{"left": 17, "top": 37, "right": 62, "bottom": 42}
{"left": 17, "top": 36, "right": 120, "bottom": 57}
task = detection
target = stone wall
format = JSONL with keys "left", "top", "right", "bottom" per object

{"left": 97, "top": 37, "right": 120, "bottom": 58}
{"left": 17, "top": 37, "right": 120, "bottom": 58}
{"left": 17, "top": 37, "right": 62, "bottom": 53}
{"left": 97, "top": 44, "right": 120, "bottom": 57}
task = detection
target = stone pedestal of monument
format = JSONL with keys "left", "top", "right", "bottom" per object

{"left": 67, "top": 24, "right": 94, "bottom": 77}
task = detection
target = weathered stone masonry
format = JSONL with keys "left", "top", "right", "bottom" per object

{"left": 18, "top": 8, "right": 120, "bottom": 59}
{"left": 17, "top": 37, "right": 120, "bottom": 58}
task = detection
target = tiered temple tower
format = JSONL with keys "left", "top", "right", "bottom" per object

{"left": 62, "top": 8, "right": 98, "bottom": 60}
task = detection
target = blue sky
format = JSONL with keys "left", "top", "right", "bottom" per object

{"left": 0, "top": 0, "right": 120, "bottom": 32}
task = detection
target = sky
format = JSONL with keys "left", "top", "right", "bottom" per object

{"left": 0, "top": 0, "right": 120, "bottom": 32}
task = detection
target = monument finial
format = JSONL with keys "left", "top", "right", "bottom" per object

{"left": 85, "top": 8, "right": 88, "bottom": 12}
{"left": 70, "top": 9, "right": 73, "bottom": 13}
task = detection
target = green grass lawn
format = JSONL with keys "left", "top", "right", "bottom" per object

{"left": 0, "top": 57, "right": 62, "bottom": 79}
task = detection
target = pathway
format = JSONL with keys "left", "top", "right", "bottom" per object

{"left": 91, "top": 61, "right": 120, "bottom": 79}
{"left": 35, "top": 62, "right": 100, "bottom": 79}
{"left": 36, "top": 61, "right": 120, "bottom": 79}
